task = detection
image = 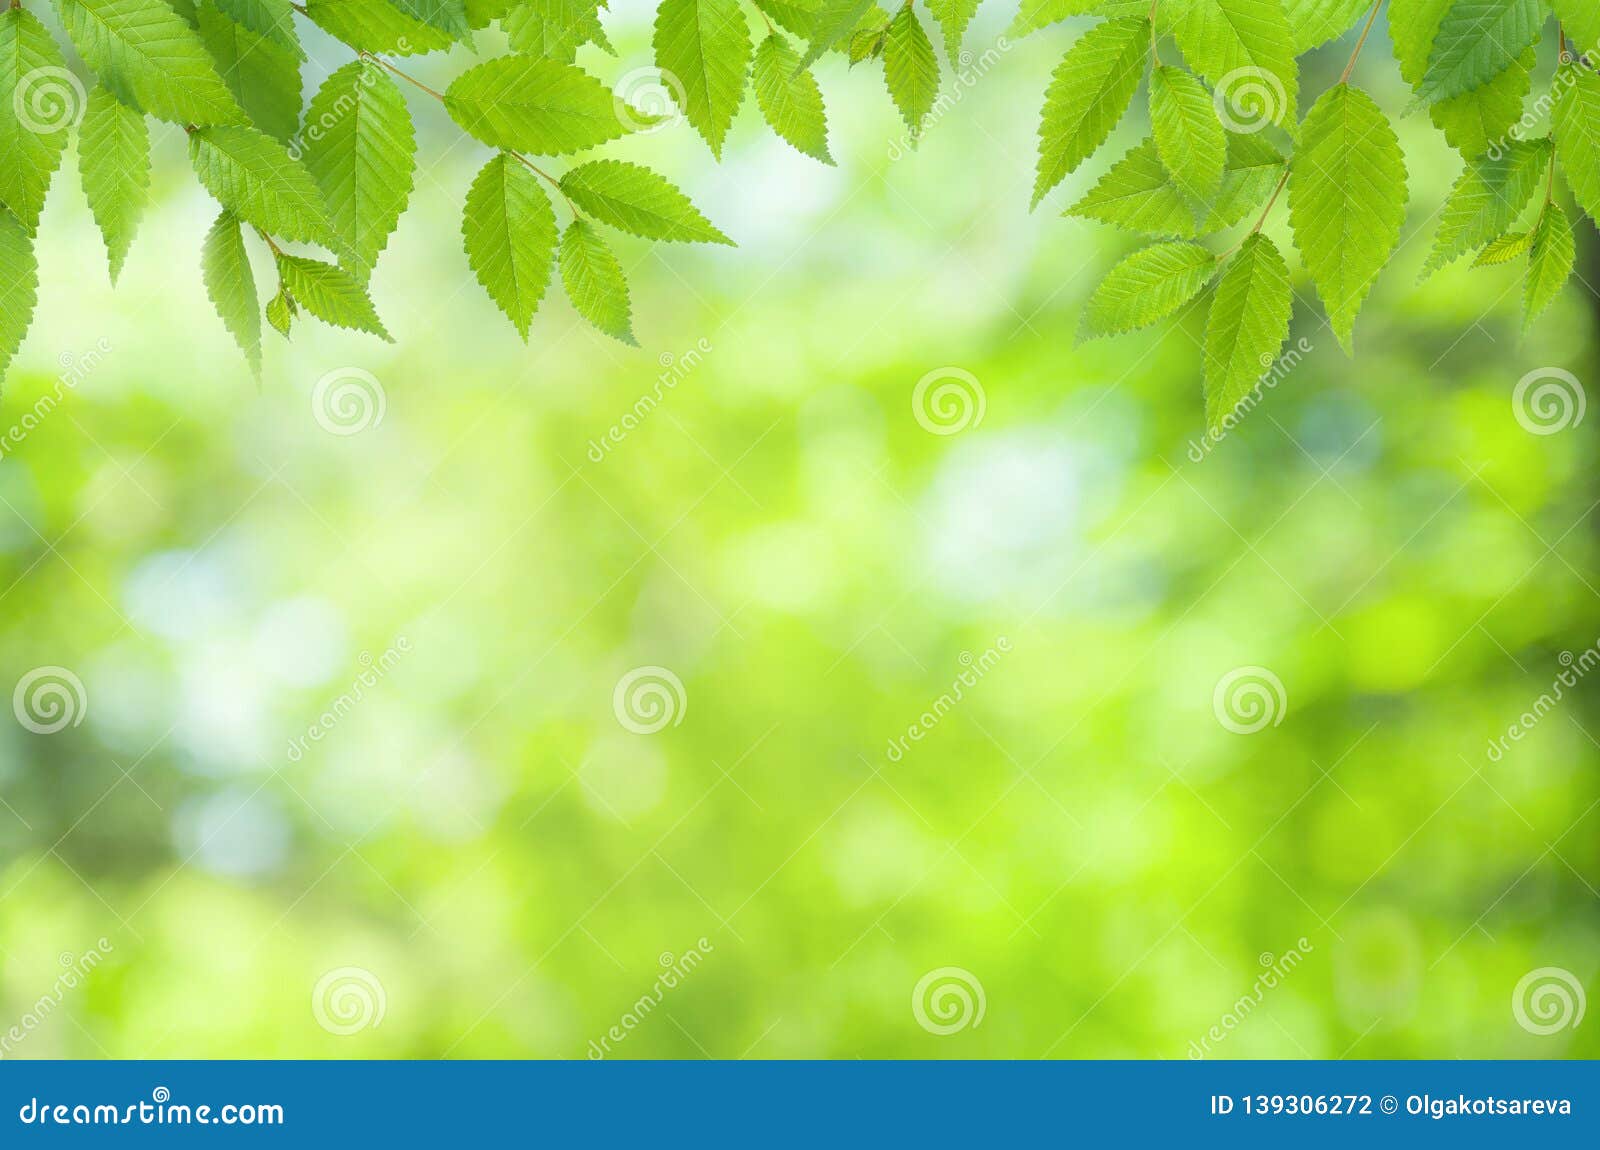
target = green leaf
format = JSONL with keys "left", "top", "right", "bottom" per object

{"left": 848, "top": 6, "right": 891, "bottom": 62}
{"left": 0, "top": 8, "right": 72, "bottom": 233}
{"left": 1284, "top": 0, "right": 1370, "bottom": 52}
{"left": 1287, "top": 84, "right": 1407, "bottom": 353}
{"left": 559, "top": 219, "right": 635, "bottom": 344}
{"left": 444, "top": 54, "right": 630, "bottom": 155}
{"left": 1149, "top": 65, "right": 1226, "bottom": 209}
{"left": 1204, "top": 233, "right": 1292, "bottom": 431}
{"left": 924, "top": 0, "right": 979, "bottom": 64}
{"left": 265, "top": 287, "right": 293, "bottom": 336}
{"left": 1554, "top": 65, "right": 1600, "bottom": 225}
{"left": 1079, "top": 240, "right": 1217, "bottom": 340}
{"left": 752, "top": 32, "right": 832, "bottom": 164}
{"left": 1007, "top": 0, "right": 1110, "bottom": 41}
{"left": 275, "top": 252, "right": 392, "bottom": 340}
{"left": 0, "top": 207, "right": 37, "bottom": 382}
{"left": 1524, "top": 203, "right": 1573, "bottom": 335}
{"left": 1416, "top": 0, "right": 1542, "bottom": 106}
{"left": 653, "top": 0, "right": 752, "bottom": 159}
{"left": 302, "top": 60, "right": 417, "bottom": 280}
{"left": 883, "top": 3, "right": 939, "bottom": 143}
{"left": 1422, "top": 138, "right": 1548, "bottom": 277}
{"left": 197, "top": 0, "right": 303, "bottom": 142}
{"left": 1032, "top": 16, "right": 1151, "bottom": 208}
{"left": 559, "top": 158, "right": 732, "bottom": 244}
{"left": 52, "top": 0, "right": 245, "bottom": 125}
{"left": 302, "top": 0, "right": 457, "bottom": 54}
{"left": 1471, "top": 231, "right": 1533, "bottom": 266}
{"left": 463, "top": 152, "right": 558, "bottom": 339}
{"left": 1067, "top": 132, "right": 1285, "bottom": 238}
{"left": 389, "top": 0, "right": 470, "bottom": 38}
{"left": 1171, "top": 0, "right": 1296, "bottom": 129}
{"left": 214, "top": 0, "right": 302, "bottom": 55}
{"left": 1552, "top": 0, "right": 1600, "bottom": 59}
{"left": 755, "top": 0, "right": 823, "bottom": 41}
{"left": 799, "top": 0, "right": 876, "bottom": 69}
{"left": 80, "top": 84, "right": 150, "bottom": 283}
{"left": 188, "top": 125, "right": 340, "bottom": 251}
{"left": 201, "top": 210, "right": 261, "bottom": 377}
{"left": 504, "top": 0, "right": 610, "bottom": 61}
{"left": 1391, "top": 0, "right": 1533, "bottom": 157}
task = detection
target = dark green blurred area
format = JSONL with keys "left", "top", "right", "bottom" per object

{"left": 0, "top": 10, "right": 1597, "bottom": 1058}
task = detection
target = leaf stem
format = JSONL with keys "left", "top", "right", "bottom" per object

{"left": 360, "top": 51, "right": 447, "bottom": 102}
{"left": 253, "top": 228, "right": 285, "bottom": 257}
{"left": 1219, "top": 165, "right": 1291, "bottom": 261}
{"left": 1338, "top": 0, "right": 1384, "bottom": 85}
{"left": 508, "top": 151, "right": 580, "bottom": 216}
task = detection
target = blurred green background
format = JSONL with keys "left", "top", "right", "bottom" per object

{"left": 1, "top": 5, "right": 1597, "bottom": 1059}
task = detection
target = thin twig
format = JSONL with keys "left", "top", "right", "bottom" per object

{"left": 360, "top": 51, "right": 447, "bottom": 102}
{"left": 1339, "top": 0, "right": 1385, "bottom": 85}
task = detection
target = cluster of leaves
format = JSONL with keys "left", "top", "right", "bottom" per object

{"left": 0, "top": 0, "right": 752, "bottom": 381}
{"left": 3, "top": 0, "right": 1599, "bottom": 432}
{"left": 1036, "top": 0, "right": 1600, "bottom": 431}
{"left": 0, "top": 0, "right": 1014, "bottom": 385}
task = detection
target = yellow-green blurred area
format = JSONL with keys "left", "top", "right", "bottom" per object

{"left": 1, "top": 8, "right": 1598, "bottom": 1059}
